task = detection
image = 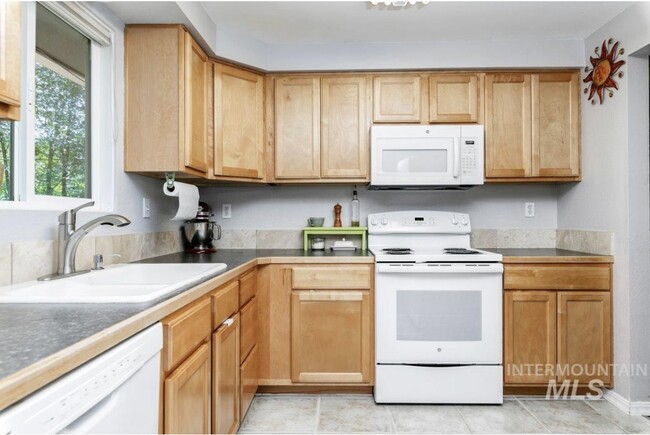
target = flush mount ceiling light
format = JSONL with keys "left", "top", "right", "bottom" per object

{"left": 370, "top": 0, "right": 430, "bottom": 7}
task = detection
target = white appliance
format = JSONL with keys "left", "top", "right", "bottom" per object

{"left": 0, "top": 323, "right": 163, "bottom": 434}
{"left": 369, "top": 211, "right": 503, "bottom": 404}
{"left": 370, "top": 124, "right": 484, "bottom": 189}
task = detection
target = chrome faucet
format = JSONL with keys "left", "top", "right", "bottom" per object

{"left": 38, "top": 201, "right": 131, "bottom": 281}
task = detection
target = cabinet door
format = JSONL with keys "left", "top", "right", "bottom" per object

{"left": 429, "top": 74, "right": 478, "bottom": 123}
{"left": 164, "top": 343, "right": 211, "bottom": 434}
{"left": 240, "top": 296, "right": 258, "bottom": 364}
{"left": 321, "top": 76, "right": 370, "bottom": 179}
{"left": 504, "top": 291, "right": 556, "bottom": 384}
{"left": 373, "top": 75, "right": 421, "bottom": 123}
{"left": 184, "top": 32, "right": 209, "bottom": 173}
{"left": 274, "top": 77, "right": 320, "bottom": 178}
{"left": 0, "top": 2, "right": 21, "bottom": 120}
{"left": 213, "top": 313, "right": 240, "bottom": 434}
{"left": 557, "top": 292, "right": 611, "bottom": 385}
{"left": 485, "top": 74, "right": 532, "bottom": 178}
{"left": 240, "top": 344, "right": 259, "bottom": 421}
{"left": 214, "top": 64, "right": 264, "bottom": 179}
{"left": 532, "top": 73, "right": 581, "bottom": 178}
{"left": 291, "top": 290, "right": 371, "bottom": 383}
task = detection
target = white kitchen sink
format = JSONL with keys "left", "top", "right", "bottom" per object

{"left": 0, "top": 263, "right": 227, "bottom": 303}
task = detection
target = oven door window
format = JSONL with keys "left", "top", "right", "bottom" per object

{"left": 396, "top": 290, "right": 482, "bottom": 341}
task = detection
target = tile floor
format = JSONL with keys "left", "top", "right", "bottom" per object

{"left": 238, "top": 395, "right": 650, "bottom": 434}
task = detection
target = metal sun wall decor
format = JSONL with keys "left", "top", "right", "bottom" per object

{"left": 583, "top": 38, "right": 626, "bottom": 105}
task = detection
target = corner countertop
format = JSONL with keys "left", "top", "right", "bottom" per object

{"left": 488, "top": 248, "right": 614, "bottom": 264}
{"left": 0, "top": 249, "right": 373, "bottom": 411}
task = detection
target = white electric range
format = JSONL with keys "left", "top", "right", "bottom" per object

{"left": 369, "top": 210, "right": 504, "bottom": 404}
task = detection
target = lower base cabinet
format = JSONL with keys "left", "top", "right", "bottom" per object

{"left": 240, "top": 344, "right": 259, "bottom": 418}
{"left": 212, "top": 313, "right": 241, "bottom": 435}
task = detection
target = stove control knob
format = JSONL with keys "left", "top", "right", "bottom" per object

{"left": 451, "top": 216, "right": 459, "bottom": 225}
{"left": 381, "top": 217, "right": 389, "bottom": 226}
{"left": 371, "top": 218, "right": 378, "bottom": 226}
{"left": 461, "top": 217, "right": 468, "bottom": 226}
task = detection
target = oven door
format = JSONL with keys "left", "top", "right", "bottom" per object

{"left": 375, "top": 263, "right": 503, "bottom": 364}
{"left": 371, "top": 126, "right": 460, "bottom": 186}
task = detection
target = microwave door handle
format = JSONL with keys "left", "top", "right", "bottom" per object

{"left": 453, "top": 139, "right": 460, "bottom": 178}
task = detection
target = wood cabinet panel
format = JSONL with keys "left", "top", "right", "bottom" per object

{"left": 213, "top": 313, "right": 240, "bottom": 434}
{"left": 213, "top": 281, "right": 240, "bottom": 328}
{"left": 162, "top": 298, "right": 212, "bottom": 372}
{"left": 214, "top": 64, "right": 264, "bottom": 179}
{"left": 240, "top": 344, "right": 259, "bottom": 420}
{"left": 485, "top": 74, "right": 532, "bottom": 178}
{"left": 504, "top": 264, "right": 611, "bottom": 290}
{"left": 239, "top": 269, "right": 257, "bottom": 307}
{"left": 240, "top": 296, "right": 258, "bottom": 363}
{"left": 292, "top": 266, "right": 371, "bottom": 290}
{"left": 321, "top": 76, "right": 370, "bottom": 179}
{"left": 373, "top": 75, "right": 422, "bottom": 123}
{"left": 532, "top": 73, "right": 581, "bottom": 178}
{"left": 291, "top": 290, "right": 371, "bottom": 383}
{"left": 0, "top": 2, "right": 21, "bottom": 120}
{"left": 164, "top": 343, "right": 211, "bottom": 434}
{"left": 274, "top": 77, "right": 320, "bottom": 178}
{"left": 184, "top": 33, "right": 209, "bottom": 173}
{"left": 558, "top": 292, "right": 611, "bottom": 385}
{"left": 504, "top": 291, "right": 556, "bottom": 384}
{"left": 429, "top": 74, "right": 478, "bottom": 123}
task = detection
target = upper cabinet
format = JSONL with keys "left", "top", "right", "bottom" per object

{"left": 485, "top": 72, "right": 581, "bottom": 182}
{"left": 214, "top": 64, "right": 265, "bottom": 180}
{"left": 0, "top": 2, "right": 22, "bottom": 121}
{"left": 125, "top": 25, "right": 210, "bottom": 177}
{"left": 373, "top": 75, "right": 422, "bottom": 123}
{"left": 273, "top": 75, "right": 370, "bottom": 182}
{"left": 429, "top": 74, "right": 479, "bottom": 123}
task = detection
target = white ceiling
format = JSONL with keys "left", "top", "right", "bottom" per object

{"left": 201, "top": 1, "right": 631, "bottom": 44}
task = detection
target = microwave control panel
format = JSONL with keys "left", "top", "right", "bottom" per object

{"left": 459, "top": 127, "right": 484, "bottom": 185}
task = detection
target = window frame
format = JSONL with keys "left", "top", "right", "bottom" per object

{"left": 0, "top": 1, "right": 115, "bottom": 212}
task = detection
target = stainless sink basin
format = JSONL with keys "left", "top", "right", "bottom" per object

{"left": 0, "top": 263, "right": 227, "bottom": 303}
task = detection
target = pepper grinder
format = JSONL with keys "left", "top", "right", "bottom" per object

{"left": 334, "top": 203, "right": 342, "bottom": 227}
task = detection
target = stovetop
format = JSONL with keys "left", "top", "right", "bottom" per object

{"left": 371, "top": 247, "right": 502, "bottom": 263}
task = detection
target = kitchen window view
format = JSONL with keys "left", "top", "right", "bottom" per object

{"left": 0, "top": 121, "right": 12, "bottom": 200}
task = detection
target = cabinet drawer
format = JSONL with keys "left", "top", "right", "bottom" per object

{"left": 292, "top": 266, "right": 371, "bottom": 290}
{"left": 213, "top": 281, "right": 240, "bottom": 328}
{"left": 240, "top": 296, "right": 258, "bottom": 363}
{"left": 162, "top": 298, "right": 212, "bottom": 372}
{"left": 504, "top": 264, "right": 610, "bottom": 290}
{"left": 239, "top": 269, "right": 257, "bottom": 307}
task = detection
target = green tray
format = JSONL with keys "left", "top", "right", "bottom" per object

{"left": 303, "top": 227, "right": 368, "bottom": 250}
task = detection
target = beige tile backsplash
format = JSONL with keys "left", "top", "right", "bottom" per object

{"left": 1, "top": 228, "right": 614, "bottom": 286}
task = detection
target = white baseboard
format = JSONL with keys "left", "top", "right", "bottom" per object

{"left": 604, "top": 389, "right": 650, "bottom": 416}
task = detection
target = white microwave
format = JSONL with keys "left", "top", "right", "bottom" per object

{"left": 370, "top": 124, "right": 484, "bottom": 189}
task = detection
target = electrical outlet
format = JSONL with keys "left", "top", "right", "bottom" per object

{"left": 142, "top": 197, "right": 151, "bottom": 218}
{"left": 222, "top": 204, "right": 232, "bottom": 219}
{"left": 525, "top": 202, "right": 535, "bottom": 218}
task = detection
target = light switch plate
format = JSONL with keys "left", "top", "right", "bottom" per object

{"left": 142, "top": 197, "right": 151, "bottom": 218}
{"left": 222, "top": 204, "right": 232, "bottom": 219}
{"left": 525, "top": 202, "right": 535, "bottom": 218}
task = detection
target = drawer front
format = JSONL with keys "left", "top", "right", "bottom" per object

{"left": 240, "top": 296, "right": 258, "bottom": 363}
{"left": 163, "top": 298, "right": 212, "bottom": 372}
{"left": 239, "top": 269, "right": 257, "bottom": 307}
{"left": 292, "top": 266, "right": 371, "bottom": 290}
{"left": 213, "top": 280, "right": 240, "bottom": 328}
{"left": 504, "top": 264, "right": 610, "bottom": 290}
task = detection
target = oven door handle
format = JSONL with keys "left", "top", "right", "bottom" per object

{"left": 377, "top": 263, "right": 504, "bottom": 274}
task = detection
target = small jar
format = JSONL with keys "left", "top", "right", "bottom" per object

{"left": 311, "top": 237, "right": 325, "bottom": 250}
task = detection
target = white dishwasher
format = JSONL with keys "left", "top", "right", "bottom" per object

{"left": 0, "top": 323, "right": 162, "bottom": 434}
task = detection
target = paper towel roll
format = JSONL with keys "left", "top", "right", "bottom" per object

{"left": 163, "top": 181, "right": 199, "bottom": 221}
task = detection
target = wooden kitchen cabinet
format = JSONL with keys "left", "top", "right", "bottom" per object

{"left": 212, "top": 313, "right": 240, "bottom": 435}
{"left": 274, "top": 76, "right": 321, "bottom": 179}
{"left": 164, "top": 343, "right": 211, "bottom": 434}
{"left": 291, "top": 289, "right": 372, "bottom": 383}
{"left": 429, "top": 74, "right": 479, "bottom": 123}
{"left": 321, "top": 76, "right": 370, "bottom": 179}
{"left": 558, "top": 292, "right": 611, "bottom": 385}
{"left": 214, "top": 63, "right": 264, "bottom": 179}
{"left": 240, "top": 344, "right": 259, "bottom": 419}
{"left": 485, "top": 71, "right": 581, "bottom": 182}
{"left": 504, "top": 291, "right": 556, "bottom": 384}
{"left": 125, "top": 25, "right": 210, "bottom": 177}
{"left": 373, "top": 75, "right": 422, "bottom": 123}
{"left": 0, "top": 2, "right": 21, "bottom": 121}
{"left": 503, "top": 261, "right": 612, "bottom": 388}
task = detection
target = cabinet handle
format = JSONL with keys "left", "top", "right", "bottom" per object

{"left": 223, "top": 318, "right": 234, "bottom": 327}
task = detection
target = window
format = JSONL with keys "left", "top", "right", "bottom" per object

{"left": 1, "top": 2, "right": 114, "bottom": 210}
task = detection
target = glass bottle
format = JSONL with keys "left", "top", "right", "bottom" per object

{"left": 351, "top": 188, "right": 360, "bottom": 227}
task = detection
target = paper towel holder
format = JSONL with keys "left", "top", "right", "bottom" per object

{"left": 165, "top": 172, "right": 176, "bottom": 193}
